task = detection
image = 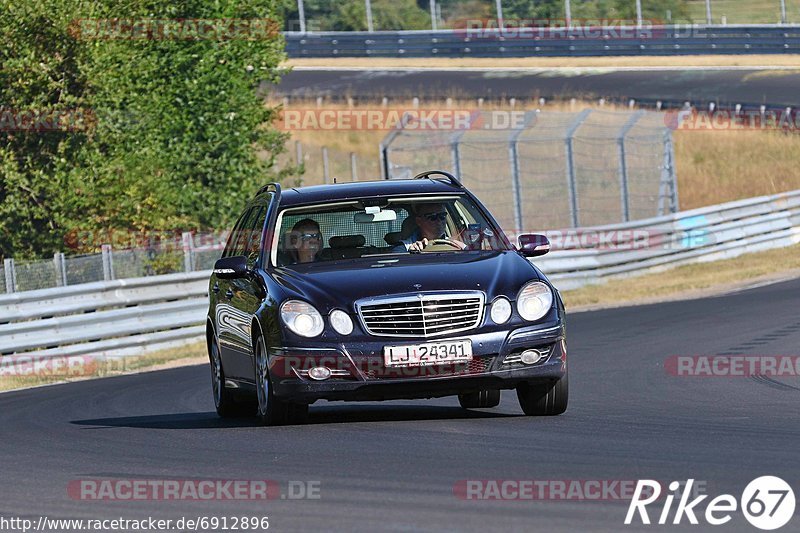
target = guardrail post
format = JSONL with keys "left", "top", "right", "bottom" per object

{"left": 53, "top": 252, "right": 67, "bottom": 287}
{"left": 564, "top": 109, "right": 591, "bottom": 228}
{"left": 182, "top": 232, "right": 195, "bottom": 273}
{"left": 617, "top": 111, "right": 644, "bottom": 223}
{"left": 101, "top": 244, "right": 115, "bottom": 281}
{"left": 508, "top": 111, "right": 538, "bottom": 234}
{"left": 4, "top": 258, "right": 16, "bottom": 293}
{"left": 350, "top": 152, "right": 358, "bottom": 181}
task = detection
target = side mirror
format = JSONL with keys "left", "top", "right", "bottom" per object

{"left": 518, "top": 234, "right": 551, "bottom": 257}
{"left": 213, "top": 255, "right": 249, "bottom": 279}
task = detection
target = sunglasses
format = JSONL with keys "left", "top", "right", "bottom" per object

{"left": 421, "top": 212, "right": 448, "bottom": 222}
{"left": 292, "top": 232, "right": 321, "bottom": 241}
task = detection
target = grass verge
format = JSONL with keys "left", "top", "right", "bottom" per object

{"left": 562, "top": 242, "right": 800, "bottom": 310}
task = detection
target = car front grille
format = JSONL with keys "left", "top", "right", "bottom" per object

{"left": 356, "top": 292, "right": 485, "bottom": 338}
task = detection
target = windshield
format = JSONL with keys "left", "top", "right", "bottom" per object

{"left": 272, "top": 195, "right": 510, "bottom": 267}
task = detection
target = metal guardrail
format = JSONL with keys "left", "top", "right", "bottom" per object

{"left": 1, "top": 189, "right": 798, "bottom": 360}
{"left": 285, "top": 25, "right": 800, "bottom": 57}
{"left": 0, "top": 271, "right": 209, "bottom": 359}
{"left": 536, "top": 189, "right": 800, "bottom": 290}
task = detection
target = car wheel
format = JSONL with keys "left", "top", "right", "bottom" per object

{"left": 458, "top": 389, "right": 501, "bottom": 409}
{"left": 254, "top": 336, "right": 308, "bottom": 426}
{"left": 516, "top": 374, "right": 568, "bottom": 416}
{"left": 209, "top": 337, "right": 241, "bottom": 418}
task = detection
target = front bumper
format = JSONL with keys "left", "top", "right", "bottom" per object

{"left": 267, "top": 321, "right": 566, "bottom": 402}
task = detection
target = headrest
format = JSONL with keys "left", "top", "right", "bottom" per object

{"left": 384, "top": 214, "right": 418, "bottom": 245}
{"left": 329, "top": 235, "right": 366, "bottom": 249}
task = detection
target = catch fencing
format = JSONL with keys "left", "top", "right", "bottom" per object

{"left": 0, "top": 232, "right": 224, "bottom": 295}
{"left": 1, "top": 189, "right": 798, "bottom": 360}
{"left": 381, "top": 109, "right": 678, "bottom": 230}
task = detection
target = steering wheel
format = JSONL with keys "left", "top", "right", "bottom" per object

{"left": 422, "top": 238, "right": 465, "bottom": 252}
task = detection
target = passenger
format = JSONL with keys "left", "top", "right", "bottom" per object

{"left": 287, "top": 219, "right": 323, "bottom": 263}
{"left": 402, "top": 203, "right": 466, "bottom": 252}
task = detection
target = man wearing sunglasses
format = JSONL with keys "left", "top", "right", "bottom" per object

{"left": 402, "top": 203, "right": 466, "bottom": 252}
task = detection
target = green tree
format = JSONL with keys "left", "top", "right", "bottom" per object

{"left": 0, "top": 0, "right": 292, "bottom": 259}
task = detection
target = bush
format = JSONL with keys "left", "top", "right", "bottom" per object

{"left": 0, "top": 0, "right": 293, "bottom": 260}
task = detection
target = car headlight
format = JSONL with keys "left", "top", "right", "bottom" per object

{"left": 280, "top": 300, "right": 324, "bottom": 337}
{"left": 490, "top": 297, "right": 512, "bottom": 324}
{"left": 516, "top": 281, "right": 553, "bottom": 322}
{"left": 329, "top": 309, "right": 354, "bottom": 335}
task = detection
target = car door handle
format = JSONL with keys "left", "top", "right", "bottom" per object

{"left": 212, "top": 283, "right": 220, "bottom": 294}
{"left": 225, "top": 289, "right": 234, "bottom": 299}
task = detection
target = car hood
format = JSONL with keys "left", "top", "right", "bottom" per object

{"left": 269, "top": 251, "right": 542, "bottom": 311}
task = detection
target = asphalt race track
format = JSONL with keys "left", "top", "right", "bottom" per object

{"left": 275, "top": 68, "right": 800, "bottom": 108}
{"left": 1, "top": 277, "right": 799, "bottom": 532}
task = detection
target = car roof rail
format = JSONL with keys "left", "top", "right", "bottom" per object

{"left": 256, "top": 182, "right": 281, "bottom": 196}
{"left": 412, "top": 170, "right": 463, "bottom": 188}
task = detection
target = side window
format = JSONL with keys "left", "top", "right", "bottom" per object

{"left": 230, "top": 207, "right": 258, "bottom": 258}
{"left": 222, "top": 209, "right": 249, "bottom": 258}
{"left": 244, "top": 205, "right": 267, "bottom": 266}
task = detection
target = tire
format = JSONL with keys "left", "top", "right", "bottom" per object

{"left": 209, "top": 337, "right": 242, "bottom": 418}
{"left": 516, "top": 374, "right": 568, "bottom": 416}
{"left": 254, "top": 336, "right": 308, "bottom": 426}
{"left": 458, "top": 389, "right": 501, "bottom": 409}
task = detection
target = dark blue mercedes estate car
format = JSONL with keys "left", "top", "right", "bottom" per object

{"left": 208, "top": 171, "right": 567, "bottom": 425}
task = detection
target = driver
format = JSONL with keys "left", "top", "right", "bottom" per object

{"left": 401, "top": 203, "right": 466, "bottom": 252}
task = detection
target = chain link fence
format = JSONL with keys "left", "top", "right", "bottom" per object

{"left": 2, "top": 232, "right": 227, "bottom": 295}
{"left": 381, "top": 109, "right": 677, "bottom": 231}
{"left": 286, "top": 0, "right": 800, "bottom": 31}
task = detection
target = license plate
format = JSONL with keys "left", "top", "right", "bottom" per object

{"left": 384, "top": 340, "right": 473, "bottom": 367}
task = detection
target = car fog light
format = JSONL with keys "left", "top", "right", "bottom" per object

{"left": 520, "top": 349, "right": 543, "bottom": 365}
{"left": 329, "top": 309, "right": 354, "bottom": 335}
{"left": 308, "top": 366, "right": 332, "bottom": 381}
{"left": 490, "top": 297, "right": 512, "bottom": 324}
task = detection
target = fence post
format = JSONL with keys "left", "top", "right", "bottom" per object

{"left": 668, "top": 132, "right": 679, "bottom": 212}
{"left": 380, "top": 119, "right": 405, "bottom": 180}
{"left": 53, "top": 252, "right": 67, "bottom": 287}
{"left": 4, "top": 258, "right": 16, "bottom": 293}
{"left": 101, "top": 244, "right": 115, "bottom": 281}
{"left": 430, "top": 0, "right": 437, "bottom": 30}
{"left": 350, "top": 152, "right": 359, "bottom": 181}
{"left": 564, "top": 109, "right": 591, "bottom": 228}
{"left": 295, "top": 140, "right": 303, "bottom": 167}
{"left": 658, "top": 131, "right": 679, "bottom": 216}
{"left": 322, "top": 146, "right": 330, "bottom": 184}
{"left": 365, "top": 0, "right": 374, "bottom": 32}
{"left": 182, "top": 232, "right": 195, "bottom": 272}
{"left": 450, "top": 130, "right": 467, "bottom": 178}
{"left": 508, "top": 111, "right": 538, "bottom": 234}
{"left": 617, "top": 111, "right": 644, "bottom": 223}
